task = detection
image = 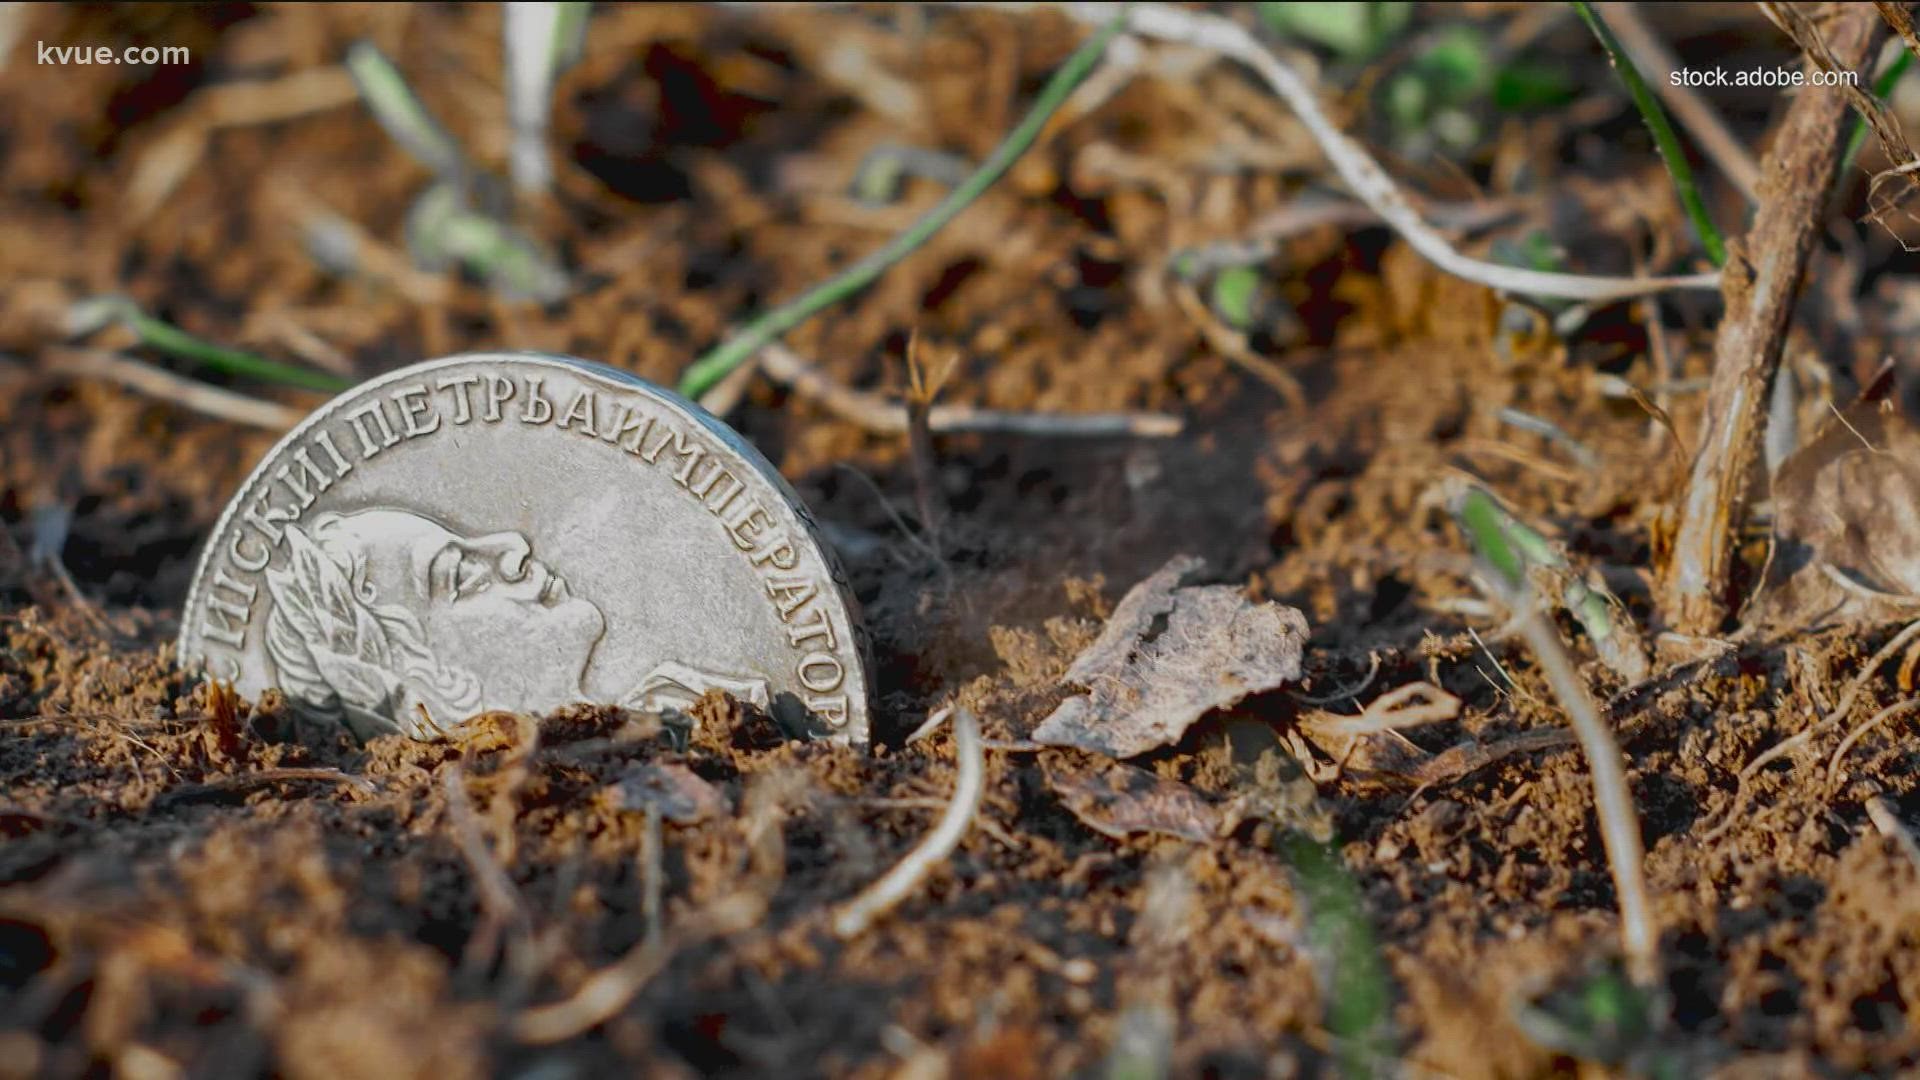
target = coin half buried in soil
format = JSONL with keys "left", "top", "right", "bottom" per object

{"left": 177, "top": 352, "right": 871, "bottom": 744}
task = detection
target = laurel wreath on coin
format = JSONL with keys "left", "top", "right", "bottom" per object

{"left": 263, "top": 519, "right": 483, "bottom": 740}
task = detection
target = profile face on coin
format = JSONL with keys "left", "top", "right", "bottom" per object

{"left": 178, "top": 352, "right": 870, "bottom": 744}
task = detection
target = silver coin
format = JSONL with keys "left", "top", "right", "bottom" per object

{"left": 177, "top": 351, "right": 871, "bottom": 745}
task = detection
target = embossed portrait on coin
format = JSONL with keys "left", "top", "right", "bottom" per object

{"left": 263, "top": 509, "right": 766, "bottom": 740}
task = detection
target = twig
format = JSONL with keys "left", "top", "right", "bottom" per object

{"left": 1453, "top": 488, "right": 1658, "bottom": 987}
{"left": 1827, "top": 696, "right": 1920, "bottom": 786}
{"left": 904, "top": 336, "right": 951, "bottom": 559}
{"left": 1046, "top": 3, "right": 1720, "bottom": 302}
{"left": 150, "top": 767, "right": 373, "bottom": 808}
{"left": 45, "top": 348, "right": 303, "bottom": 430}
{"left": 1407, "top": 728, "right": 1579, "bottom": 789}
{"left": 1594, "top": 2, "right": 1760, "bottom": 203}
{"left": 1706, "top": 617, "right": 1920, "bottom": 840}
{"left": 1658, "top": 4, "right": 1881, "bottom": 634}
{"left": 759, "top": 341, "right": 1182, "bottom": 437}
{"left": 1301, "top": 682, "right": 1462, "bottom": 739}
{"left": 677, "top": 8, "right": 1133, "bottom": 399}
{"left": 1841, "top": 50, "right": 1913, "bottom": 179}
{"left": 832, "top": 708, "right": 984, "bottom": 938}
{"left": 903, "top": 704, "right": 954, "bottom": 747}
{"left": 1780, "top": 3, "right": 1920, "bottom": 232}
{"left": 1572, "top": 1, "right": 1726, "bottom": 265}
{"left": 127, "top": 66, "right": 360, "bottom": 221}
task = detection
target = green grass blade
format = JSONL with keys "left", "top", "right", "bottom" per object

{"left": 73, "top": 297, "right": 349, "bottom": 392}
{"left": 676, "top": 6, "right": 1131, "bottom": 400}
{"left": 1570, "top": 1, "right": 1726, "bottom": 268}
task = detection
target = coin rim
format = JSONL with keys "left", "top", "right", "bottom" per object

{"left": 176, "top": 350, "right": 872, "bottom": 743}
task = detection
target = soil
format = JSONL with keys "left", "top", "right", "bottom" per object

{"left": 5, "top": 4, "right": 1920, "bottom": 1078}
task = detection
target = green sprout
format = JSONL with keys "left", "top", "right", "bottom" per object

{"left": 406, "top": 183, "right": 571, "bottom": 304}
{"left": 1571, "top": 1, "right": 1726, "bottom": 267}
{"left": 1277, "top": 831, "right": 1395, "bottom": 1079}
{"left": 1514, "top": 965, "right": 1687, "bottom": 1079}
{"left": 1209, "top": 265, "right": 1263, "bottom": 333}
{"left": 1450, "top": 485, "right": 1659, "bottom": 987}
{"left": 345, "top": 42, "right": 470, "bottom": 183}
{"left": 1256, "top": 2, "right": 1413, "bottom": 62}
{"left": 67, "top": 296, "right": 349, "bottom": 393}
{"left": 677, "top": 6, "right": 1133, "bottom": 400}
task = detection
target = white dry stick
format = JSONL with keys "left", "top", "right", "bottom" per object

{"left": 49, "top": 348, "right": 304, "bottom": 431}
{"left": 1050, "top": 2, "right": 1720, "bottom": 302}
{"left": 832, "top": 707, "right": 985, "bottom": 938}
{"left": 759, "top": 341, "right": 1183, "bottom": 437}
{"left": 902, "top": 704, "right": 955, "bottom": 747}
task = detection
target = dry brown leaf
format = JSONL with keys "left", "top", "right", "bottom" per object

{"left": 1754, "top": 404, "right": 1920, "bottom": 628}
{"left": 603, "top": 762, "right": 729, "bottom": 826}
{"left": 1046, "top": 758, "right": 1223, "bottom": 843}
{"left": 1031, "top": 556, "right": 1309, "bottom": 757}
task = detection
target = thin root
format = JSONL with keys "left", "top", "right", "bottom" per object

{"left": 833, "top": 707, "right": 985, "bottom": 938}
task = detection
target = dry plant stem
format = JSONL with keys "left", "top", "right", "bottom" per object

{"left": 1777, "top": 3, "right": 1919, "bottom": 216}
{"left": 1659, "top": 4, "right": 1881, "bottom": 635}
{"left": 1880, "top": 0, "right": 1920, "bottom": 59}
{"left": 1514, "top": 606, "right": 1659, "bottom": 986}
{"left": 1596, "top": 2, "right": 1760, "bottom": 203}
{"left": 45, "top": 348, "right": 303, "bottom": 429}
{"left": 833, "top": 708, "right": 984, "bottom": 938}
{"left": 758, "top": 341, "right": 1182, "bottom": 437}
{"left": 904, "top": 339, "right": 947, "bottom": 559}
{"left": 1050, "top": 2, "right": 1721, "bottom": 302}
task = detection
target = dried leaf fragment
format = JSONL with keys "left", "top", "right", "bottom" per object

{"left": 1047, "top": 759, "right": 1224, "bottom": 843}
{"left": 603, "top": 762, "right": 729, "bottom": 826}
{"left": 1755, "top": 404, "right": 1920, "bottom": 628}
{"left": 1032, "top": 556, "right": 1309, "bottom": 757}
